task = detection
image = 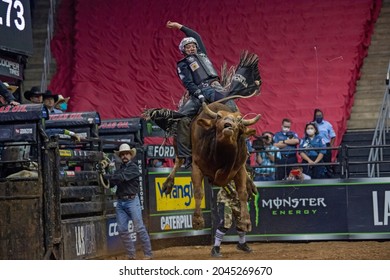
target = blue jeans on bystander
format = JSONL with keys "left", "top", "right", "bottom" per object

{"left": 116, "top": 195, "right": 152, "bottom": 259}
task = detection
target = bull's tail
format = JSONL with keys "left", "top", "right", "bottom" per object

{"left": 225, "top": 51, "right": 262, "bottom": 99}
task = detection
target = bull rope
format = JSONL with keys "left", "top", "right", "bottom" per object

{"left": 210, "top": 87, "right": 260, "bottom": 105}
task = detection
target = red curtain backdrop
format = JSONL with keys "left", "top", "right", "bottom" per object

{"left": 49, "top": 0, "right": 382, "bottom": 146}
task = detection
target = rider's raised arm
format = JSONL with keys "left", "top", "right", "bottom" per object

{"left": 179, "top": 26, "right": 207, "bottom": 55}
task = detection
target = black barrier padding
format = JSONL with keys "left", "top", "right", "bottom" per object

{"left": 99, "top": 118, "right": 142, "bottom": 134}
{"left": 213, "top": 178, "right": 390, "bottom": 242}
{"left": 45, "top": 112, "right": 101, "bottom": 128}
{"left": 0, "top": 124, "right": 37, "bottom": 143}
{"left": 0, "top": 104, "right": 48, "bottom": 123}
{"left": 100, "top": 135, "right": 135, "bottom": 151}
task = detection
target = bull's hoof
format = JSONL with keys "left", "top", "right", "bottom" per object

{"left": 162, "top": 178, "right": 174, "bottom": 194}
{"left": 237, "top": 219, "right": 252, "bottom": 232}
{"left": 192, "top": 215, "right": 205, "bottom": 230}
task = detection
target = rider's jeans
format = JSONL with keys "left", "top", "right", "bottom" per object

{"left": 116, "top": 195, "right": 152, "bottom": 258}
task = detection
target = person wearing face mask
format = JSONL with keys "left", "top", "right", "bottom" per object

{"left": 54, "top": 95, "right": 70, "bottom": 112}
{"left": 274, "top": 118, "right": 300, "bottom": 180}
{"left": 299, "top": 122, "right": 327, "bottom": 179}
{"left": 254, "top": 132, "right": 280, "bottom": 181}
{"left": 312, "top": 109, "right": 336, "bottom": 177}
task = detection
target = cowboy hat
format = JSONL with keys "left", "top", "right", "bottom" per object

{"left": 2, "top": 82, "right": 18, "bottom": 93}
{"left": 114, "top": 143, "right": 137, "bottom": 157}
{"left": 24, "top": 86, "right": 44, "bottom": 100}
{"left": 42, "top": 90, "right": 59, "bottom": 103}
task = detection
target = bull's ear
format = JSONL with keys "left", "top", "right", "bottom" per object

{"left": 243, "top": 128, "right": 257, "bottom": 138}
{"left": 197, "top": 118, "right": 213, "bottom": 130}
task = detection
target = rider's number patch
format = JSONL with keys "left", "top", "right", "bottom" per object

{"left": 189, "top": 61, "right": 199, "bottom": 72}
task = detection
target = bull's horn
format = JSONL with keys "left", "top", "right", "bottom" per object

{"left": 202, "top": 102, "right": 218, "bottom": 119}
{"left": 241, "top": 114, "right": 261, "bottom": 126}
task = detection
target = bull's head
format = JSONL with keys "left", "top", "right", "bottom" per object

{"left": 197, "top": 103, "right": 260, "bottom": 142}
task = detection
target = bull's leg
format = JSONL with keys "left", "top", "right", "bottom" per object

{"left": 246, "top": 175, "right": 257, "bottom": 198}
{"left": 191, "top": 163, "right": 205, "bottom": 230}
{"left": 245, "top": 166, "right": 257, "bottom": 198}
{"left": 234, "top": 167, "right": 252, "bottom": 232}
{"left": 162, "top": 157, "right": 184, "bottom": 194}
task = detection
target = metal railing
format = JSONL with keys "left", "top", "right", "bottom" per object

{"left": 368, "top": 60, "right": 390, "bottom": 177}
{"left": 250, "top": 143, "right": 390, "bottom": 180}
{"left": 40, "top": 0, "right": 57, "bottom": 91}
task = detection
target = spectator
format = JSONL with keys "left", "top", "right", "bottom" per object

{"left": 54, "top": 94, "right": 70, "bottom": 112}
{"left": 299, "top": 122, "right": 326, "bottom": 179}
{"left": 246, "top": 137, "right": 254, "bottom": 166}
{"left": 313, "top": 109, "right": 336, "bottom": 177}
{"left": 43, "top": 90, "right": 62, "bottom": 114}
{"left": 286, "top": 166, "right": 311, "bottom": 181}
{"left": 254, "top": 131, "right": 280, "bottom": 181}
{"left": 103, "top": 144, "right": 153, "bottom": 260}
{"left": 273, "top": 118, "right": 300, "bottom": 180}
{"left": 148, "top": 158, "right": 165, "bottom": 168}
{"left": 0, "top": 81, "right": 20, "bottom": 106}
{"left": 211, "top": 184, "right": 252, "bottom": 257}
{"left": 24, "top": 86, "right": 44, "bottom": 104}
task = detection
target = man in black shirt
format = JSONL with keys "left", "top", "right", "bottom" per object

{"left": 104, "top": 144, "right": 152, "bottom": 259}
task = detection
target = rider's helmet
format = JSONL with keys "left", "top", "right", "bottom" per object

{"left": 179, "top": 37, "right": 198, "bottom": 54}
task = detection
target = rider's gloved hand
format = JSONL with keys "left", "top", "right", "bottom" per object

{"left": 198, "top": 94, "right": 205, "bottom": 103}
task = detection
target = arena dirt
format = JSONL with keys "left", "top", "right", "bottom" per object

{"left": 107, "top": 240, "right": 390, "bottom": 260}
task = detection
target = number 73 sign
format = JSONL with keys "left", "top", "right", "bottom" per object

{"left": 0, "top": 0, "right": 33, "bottom": 56}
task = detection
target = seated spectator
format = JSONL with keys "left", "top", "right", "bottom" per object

{"left": 54, "top": 95, "right": 70, "bottom": 112}
{"left": 273, "top": 118, "right": 300, "bottom": 180}
{"left": 24, "top": 86, "right": 44, "bottom": 104}
{"left": 43, "top": 90, "right": 63, "bottom": 114}
{"left": 254, "top": 132, "right": 280, "bottom": 181}
{"left": 286, "top": 166, "right": 311, "bottom": 181}
{"left": 0, "top": 81, "right": 20, "bottom": 106}
{"left": 299, "top": 122, "right": 326, "bottom": 179}
{"left": 148, "top": 158, "right": 165, "bottom": 168}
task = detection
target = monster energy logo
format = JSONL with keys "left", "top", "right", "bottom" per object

{"left": 262, "top": 197, "right": 327, "bottom": 209}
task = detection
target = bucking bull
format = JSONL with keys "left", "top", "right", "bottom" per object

{"left": 143, "top": 51, "right": 261, "bottom": 232}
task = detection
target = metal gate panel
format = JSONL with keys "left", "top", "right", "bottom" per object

{"left": 0, "top": 180, "right": 44, "bottom": 259}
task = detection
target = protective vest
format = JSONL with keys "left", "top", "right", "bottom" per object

{"left": 179, "top": 53, "right": 218, "bottom": 86}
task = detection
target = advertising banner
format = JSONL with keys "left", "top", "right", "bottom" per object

{"left": 346, "top": 180, "right": 390, "bottom": 239}
{"left": 147, "top": 169, "right": 212, "bottom": 239}
{"left": 146, "top": 145, "right": 175, "bottom": 159}
{"left": 0, "top": 55, "right": 23, "bottom": 79}
{"left": 215, "top": 178, "right": 390, "bottom": 242}
{"left": 106, "top": 216, "right": 136, "bottom": 254}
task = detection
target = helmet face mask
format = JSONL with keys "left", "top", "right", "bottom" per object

{"left": 179, "top": 37, "right": 198, "bottom": 55}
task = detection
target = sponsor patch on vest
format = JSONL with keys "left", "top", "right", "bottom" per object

{"left": 189, "top": 61, "right": 200, "bottom": 72}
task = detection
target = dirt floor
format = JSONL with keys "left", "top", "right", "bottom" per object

{"left": 108, "top": 240, "right": 390, "bottom": 260}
